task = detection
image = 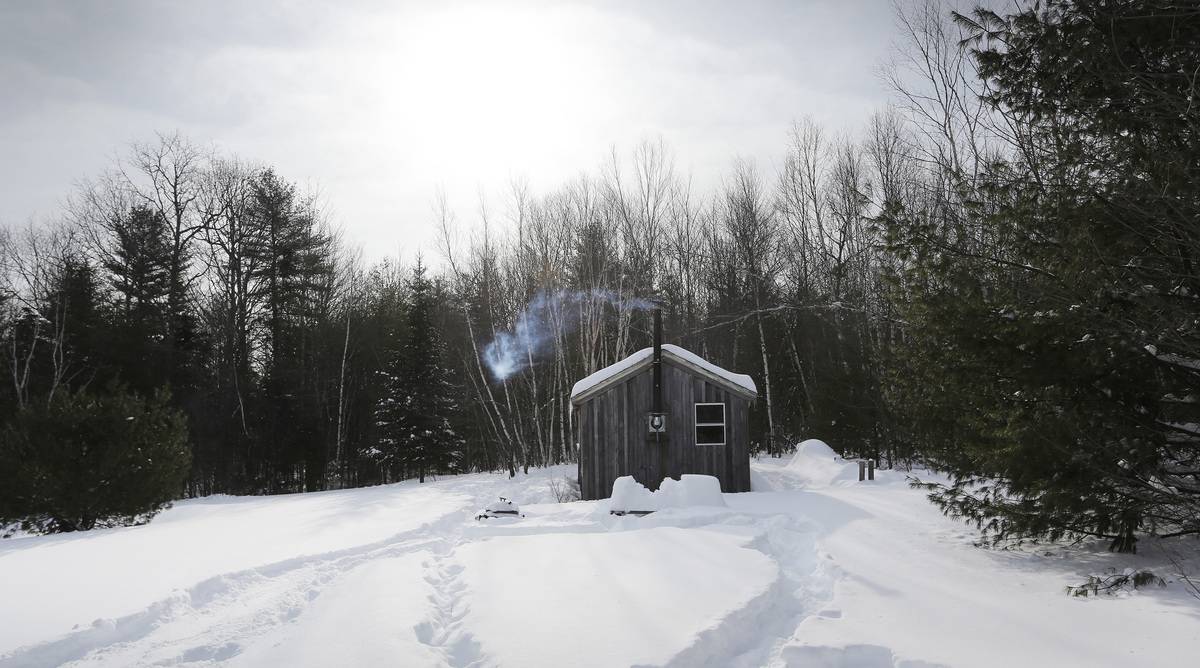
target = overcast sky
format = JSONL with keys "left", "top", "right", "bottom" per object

{"left": 0, "top": 0, "right": 897, "bottom": 260}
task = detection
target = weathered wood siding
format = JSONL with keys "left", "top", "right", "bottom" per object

{"left": 577, "top": 360, "right": 752, "bottom": 501}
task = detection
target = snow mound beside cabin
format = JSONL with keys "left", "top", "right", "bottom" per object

{"left": 782, "top": 439, "right": 907, "bottom": 488}
{"left": 610, "top": 475, "right": 727, "bottom": 513}
{"left": 784, "top": 439, "right": 857, "bottom": 488}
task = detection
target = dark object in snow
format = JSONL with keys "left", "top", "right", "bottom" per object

{"left": 857, "top": 459, "right": 876, "bottom": 481}
{"left": 475, "top": 497, "right": 523, "bottom": 520}
{"left": 610, "top": 510, "right": 654, "bottom": 517}
{"left": 570, "top": 308, "right": 757, "bottom": 501}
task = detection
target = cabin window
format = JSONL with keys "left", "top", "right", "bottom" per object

{"left": 694, "top": 402, "right": 726, "bottom": 446}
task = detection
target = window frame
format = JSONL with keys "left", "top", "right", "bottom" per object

{"left": 694, "top": 402, "right": 727, "bottom": 446}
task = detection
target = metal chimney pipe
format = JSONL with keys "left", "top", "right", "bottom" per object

{"left": 652, "top": 308, "right": 663, "bottom": 415}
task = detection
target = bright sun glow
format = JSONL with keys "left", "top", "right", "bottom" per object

{"left": 378, "top": 5, "right": 615, "bottom": 181}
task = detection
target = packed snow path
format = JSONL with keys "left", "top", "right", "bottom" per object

{"left": 1, "top": 447, "right": 1197, "bottom": 667}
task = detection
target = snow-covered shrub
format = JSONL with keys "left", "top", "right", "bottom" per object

{"left": 548, "top": 476, "right": 581, "bottom": 503}
{"left": 0, "top": 386, "right": 191, "bottom": 534}
{"left": 1066, "top": 568, "right": 1165, "bottom": 597}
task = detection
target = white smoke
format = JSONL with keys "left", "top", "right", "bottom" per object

{"left": 483, "top": 289, "right": 657, "bottom": 381}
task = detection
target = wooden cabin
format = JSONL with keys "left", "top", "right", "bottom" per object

{"left": 570, "top": 312, "right": 757, "bottom": 501}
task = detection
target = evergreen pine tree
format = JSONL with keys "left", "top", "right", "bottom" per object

{"left": 0, "top": 385, "right": 191, "bottom": 533}
{"left": 884, "top": 0, "right": 1200, "bottom": 551}
{"left": 375, "top": 259, "right": 464, "bottom": 483}
{"left": 372, "top": 292, "right": 407, "bottom": 480}
{"left": 105, "top": 205, "right": 172, "bottom": 326}
{"left": 103, "top": 205, "right": 173, "bottom": 393}
{"left": 246, "top": 168, "right": 333, "bottom": 491}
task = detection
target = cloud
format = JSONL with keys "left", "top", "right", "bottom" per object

{"left": 0, "top": 0, "right": 894, "bottom": 259}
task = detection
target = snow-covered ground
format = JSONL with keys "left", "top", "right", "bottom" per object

{"left": 1, "top": 443, "right": 1197, "bottom": 667}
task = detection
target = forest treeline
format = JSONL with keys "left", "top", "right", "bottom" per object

{"left": 1, "top": 1, "right": 1196, "bottom": 550}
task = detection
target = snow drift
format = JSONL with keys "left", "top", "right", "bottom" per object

{"left": 609, "top": 475, "right": 727, "bottom": 513}
{"left": 783, "top": 439, "right": 858, "bottom": 488}
{"left": 782, "top": 439, "right": 904, "bottom": 488}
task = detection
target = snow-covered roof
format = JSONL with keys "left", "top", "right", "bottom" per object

{"left": 569, "top": 344, "right": 758, "bottom": 404}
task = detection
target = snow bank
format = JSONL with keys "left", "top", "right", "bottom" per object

{"left": 610, "top": 475, "right": 728, "bottom": 513}
{"left": 783, "top": 439, "right": 860, "bottom": 488}
{"left": 610, "top": 476, "right": 659, "bottom": 512}
{"left": 796, "top": 438, "right": 838, "bottom": 460}
{"left": 570, "top": 344, "right": 756, "bottom": 399}
{"left": 781, "top": 439, "right": 906, "bottom": 488}
{"left": 660, "top": 475, "right": 726, "bottom": 508}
